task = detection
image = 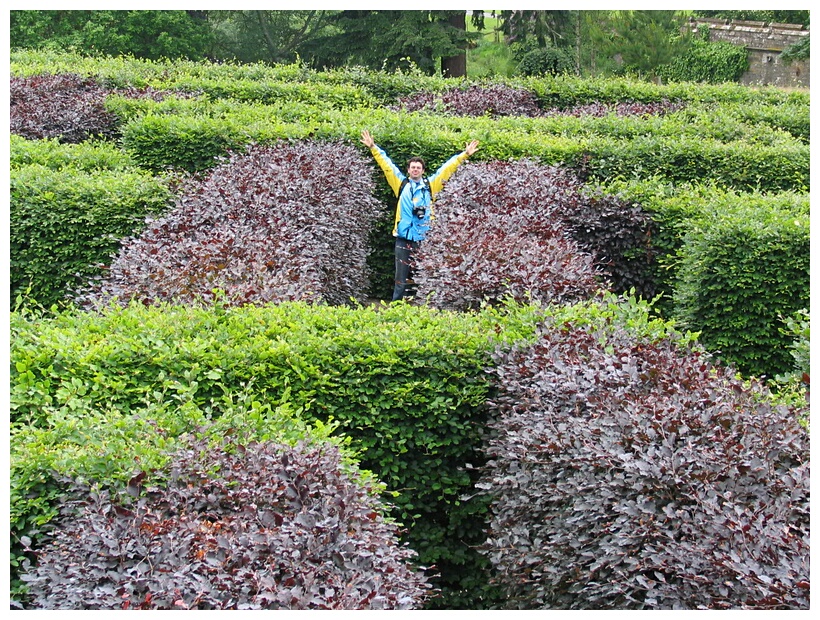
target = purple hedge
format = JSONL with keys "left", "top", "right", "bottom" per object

{"left": 22, "top": 436, "right": 432, "bottom": 610}
{"left": 391, "top": 84, "right": 684, "bottom": 119}
{"left": 479, "top": 317, "right": 810, "bottom": 609}
{"left": 10, "top": 73, "right": 172, "bottom": 143}
{"left": 80, "top": 140, "right": 383, "bottom": 308}
{"left": 412, "top": 159, "right": 655, "bottom": 309}
{"left": 392, "top": 84, "right": 544, "bottom": 117}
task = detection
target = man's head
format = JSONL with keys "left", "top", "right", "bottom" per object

{"left": 407, "top": 156, "right": 425, "bottom": 181}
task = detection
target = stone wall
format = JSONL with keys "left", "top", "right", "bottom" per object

{"left": 688, "top": 18, "right": 809, "bottom": 88}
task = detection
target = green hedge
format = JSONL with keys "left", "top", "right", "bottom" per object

{"left": 12, "top": 50, "right": 808, "bottom": 146}
{"left": 600, "top": 178, "right": 810, "bottom": 316}
{"left": 673, "top": 202, "right": 810, "bottom": 379}
{"left": 12, "top": 49, "right": 808, "bottom": 108}
{"left": 10, "top": 143, "right": 172, "bottom": 309}
{"left": 10, "top": 299, "right": 544, "bottom": 607}
{"left": 107, "top": 96, "right": 809, "bottom": 193}
{"left": 9, "top": 134, "right": 137, "bottom": 171}
{"left": 520, "top": 71, "right": 808, "bottom": 107}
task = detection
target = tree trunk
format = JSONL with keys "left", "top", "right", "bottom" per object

{"left": 441, "top": 12, "right": 467, "bottom": 78}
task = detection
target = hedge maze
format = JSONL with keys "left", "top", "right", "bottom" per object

{"left": 10, "top": 51, "right": 810, "bottom": 610}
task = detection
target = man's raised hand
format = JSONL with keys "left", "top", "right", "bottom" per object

{"left": 361, "top": 130, "right": 375, "bottom": 148}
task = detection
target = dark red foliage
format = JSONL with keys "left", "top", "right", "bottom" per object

{"left": 9, "top": 73, "right": 175, "bottom": 143}
{"left": 22, "top": 437, "right": 433, "bottom": 610}
{"left": 80, "top": 140, "right": 383, "bottom": 307}
{"left": 392, "top": 84, "right": 544, "bottom": 118}
{"left": 412, "top": 159, "right": 654, "bottom": 309}
{"left": 558, "top": 184, "right": 656, "bottom": 298}
{"left": 412, "top": 160, "right": 601, "bottom": 310}
{"left": 544, "top": 99, "right": 685, "bottom": 118}
{"left": 392, "top": 86, "right": 684, "bottom": 119}
{"left": 480, "top": 317, "right": 810, "bottom": 609}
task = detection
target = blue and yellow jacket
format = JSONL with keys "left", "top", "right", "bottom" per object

{"left": 369, "top": 144, "right": 469, "bottom": 242}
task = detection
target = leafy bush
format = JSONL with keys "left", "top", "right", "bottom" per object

{"left": 21, "top": 434, "right": 431, "bottom": 610}
{"left": 12, "top": 49, "right": 806, "bottom": 110}
{"left": 9, "top": 72, "right": 174, "bottom": 143}
{"left": 776, "top": 308, "right": 810, "bottom": 384}
{"left": 9, "top": 134, "right": 137, "bottom": 171}
{"left": 725, "top": 100, "right": 809, "bottom": 143}
{"left": 516, "top": 46, "right": 574, "bottom": 77}
{"left": 772, "top": 308, "right": 810, "bottom": 415}
{"left": 391, "top": 86, "right": 683, "bottom": 120}
{"left": 658, "top": 38, "right": 748, "bottom": 84}
{"left": 413, "top": 159, "right": 654, "bottom": 309}
{"left": 10, "top": 162, "right": 172, "bottom": 310}
{"left": 154, "top": 75, "right": 377, "bottom": 109}
{"left": 544, "top": 99, "right": 685, "bottom": 118}
{"left": 10, "top": 73, "right": 120, "bottom": 142}
{"left": 598, "top": 179, "right": 810, "bottom": 317}
{"left": 110, "top": 94, "right": 808, "bottom": 191}
{"left": 412, "top": 161, "right": 602, "bottom": 309}
{"left": 392, "top": 84, "right": 545, "bottom": 117}
{"left": 673, "top": 203, "right": 810, "bottom": 378}
{"left": 79, "top": 140, "right": 383, "bottom": 308}
{"left": 9, "top": 369, "right": 344, "bottom": 605}
{"left": 480, "top": 316, "right": 810, "bottom": 609}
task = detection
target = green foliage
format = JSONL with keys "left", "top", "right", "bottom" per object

{"left": 114, "top": 98, "right": 331, "bottom": 172}
{"left": 780, "top": 36, "right": 809, "bottom": 63}
{"left": 673, "top": 203, "right": 809, "bottom": 379}
{"left": 466, "top": 40, "right": 517, "bottom": 78}
{"left": 602, "top": 11, "right": 691, "bottom": 78}
{"left": 9, "top": 154, "right": 173, "bottom": 310}
{"left": 770, "top": 308, "right": 810, "bottom": 417}
{"left": 7, "top": 48, "right": 812, "bottom": 606}
{"left": 136, "top": 76, "right": 376, "bottom": 109}
{"left": 9, "top": 134, "right": 137, "bottom": 171}
{"left": 777, "top": 308, "right": 810, "bottom": 382}
{"left": 12, "top": 48, "right": 807, "bottom": 108}
{"left": 693, "top": 10, "right": 810, "bottom": 27}
{"left": 599, "top": 178, "right": 810, "bottom": 318}
{"left": 208, "top": 10, "right": 337, "bottom": 65}
{"left": 658, "top": 38, "right": 748, "bottom": 84}
{"left": 305, "top": 10, "right": 478, "bottom": 75}
{"left": 107, "top": 92, "right": 809, "bottom": 190}
{"left": 515, "top": 45, "right": 574, "bottom": 77}
{"left": 10, "top": 295, "right": 686, "bottom": 607}
{"left": 10, "top": 10, "right": 213, "bottom": 60}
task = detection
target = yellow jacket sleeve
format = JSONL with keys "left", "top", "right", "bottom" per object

{"left": 369, "top": 145, "right": 405, "bottom": 196}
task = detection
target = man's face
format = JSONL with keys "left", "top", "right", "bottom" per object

{"left": 407, "top": 161, "right": 424, "bottom": 181}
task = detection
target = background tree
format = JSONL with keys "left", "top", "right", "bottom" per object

{"left": 304, "top": 10, "right": 480, "bottom": 75}
{"left": 499, "top": 10, "right": 574, "bottom": 48}
{"left": 10, "top": 10, "right": 213, "bottom": 60}
{"left": 207, "top": 10, "right": 335, "bottom": 64}
{"left": 602, "top": 11, "right": 691, "bottom": 77}
{"left": 693, "top": 10, "right": 809, "bottom": 27}
{"left": 497, "top": 10, "right": 690, "bottom": 78}
{"left": 498, "top": 10, "right": 575, "bottom": 76}
{"left": 441, "top": 10, "right": 471, "bottom": 78}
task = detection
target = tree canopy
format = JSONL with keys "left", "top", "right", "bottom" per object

{"left": 9, "top": 9, "right": 810, "bottom": 79}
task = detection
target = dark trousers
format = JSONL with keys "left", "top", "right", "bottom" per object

{"left": 392, "top": 237, "right": 417, "bottom": 301}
